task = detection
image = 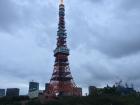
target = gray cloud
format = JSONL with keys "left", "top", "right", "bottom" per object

{"left": 68, "top": 0, "right": 140, "bottom": 58}
{"left": 0, "top": 0, "right": 140, "bottom": 95}
{"left": 0, "top": 0, "right": 19, "bottom": 32}
{"left": 121, "top": 0, "right": 140, "bottom": 10}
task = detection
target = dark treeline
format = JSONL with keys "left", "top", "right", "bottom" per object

{"left": 0, "top": 96, "right": 29, "bottom": 105}
{"left": 0, "top": 86, "right": 140, "bottom": 105}
{"left": 0, "top": 95, "right": 140, "bottom": 105}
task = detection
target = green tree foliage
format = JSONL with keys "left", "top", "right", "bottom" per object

{"left": 0, "top": 95, "right": 140, "bottom": 105}
{"left": 0, "top": 96, "right": 29, "bottom": 105}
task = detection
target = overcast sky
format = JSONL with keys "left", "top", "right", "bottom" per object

{"left": 0, "top": 0, "right": 140, "bottom": 95}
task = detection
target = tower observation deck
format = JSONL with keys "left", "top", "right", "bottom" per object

{"left": 45, "top": 0, "right": 81, "bottom": 97}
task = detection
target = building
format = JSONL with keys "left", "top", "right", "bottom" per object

{"left": 28, "top": 81, "right": 39, "bottom": 99}
{"left": 89, "top": 86, "right": 97, "bottom": 95}
{"left": 116, "top": 85, "right": 136, "bottom": 95}
{"left": 0, "top": 89, "right": 5, "bottom": 97}
{"left": 45, "top": 83, "right": 49, "bottom": 91}
{"left": 114, "top": 81, "right": 136, "bottom": 95}
{"left": 74, "top": 87, "right": 82, "bottom": 96}
{"left": 45, "top": 0, "right": 81, "bottom": 97}
{"left": 6, "top": 88, "right": 19, "bottom": 96}
{"left": 89, "top": 82, "right": 137, "bottom": 96}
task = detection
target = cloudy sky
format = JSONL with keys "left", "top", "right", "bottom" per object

{"left": 0, "top": 0, "right": 140, "bottom": 95}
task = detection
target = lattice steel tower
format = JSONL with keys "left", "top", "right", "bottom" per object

{"left": 46, "top": 0, "right": 80, "bottom": 96}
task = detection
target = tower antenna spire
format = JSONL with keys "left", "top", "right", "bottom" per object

{"left": 60, "top": 0, "right": 64, "bottom": 4}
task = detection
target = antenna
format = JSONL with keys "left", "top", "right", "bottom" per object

{"left": 60, "top": 0, "right": 64, "bottom": 4}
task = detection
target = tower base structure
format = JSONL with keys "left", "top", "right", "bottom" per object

{"left": 44, "top": 84, "right": 82, "bottom": 97}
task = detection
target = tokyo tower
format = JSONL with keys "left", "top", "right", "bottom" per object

{"left": 45, "top": 0, "right": 81, "bottom": 96}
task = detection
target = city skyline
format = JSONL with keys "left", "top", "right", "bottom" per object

{"left": 0, "top": 0, "right": 140, "bottom": 95}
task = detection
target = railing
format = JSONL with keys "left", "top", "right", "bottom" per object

{"left": 54, "top": 47, "right": 69, "bottom": 55}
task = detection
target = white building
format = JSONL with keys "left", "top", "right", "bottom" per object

{"left": 28, "top": 81, "right": 39, "bottom": 99}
